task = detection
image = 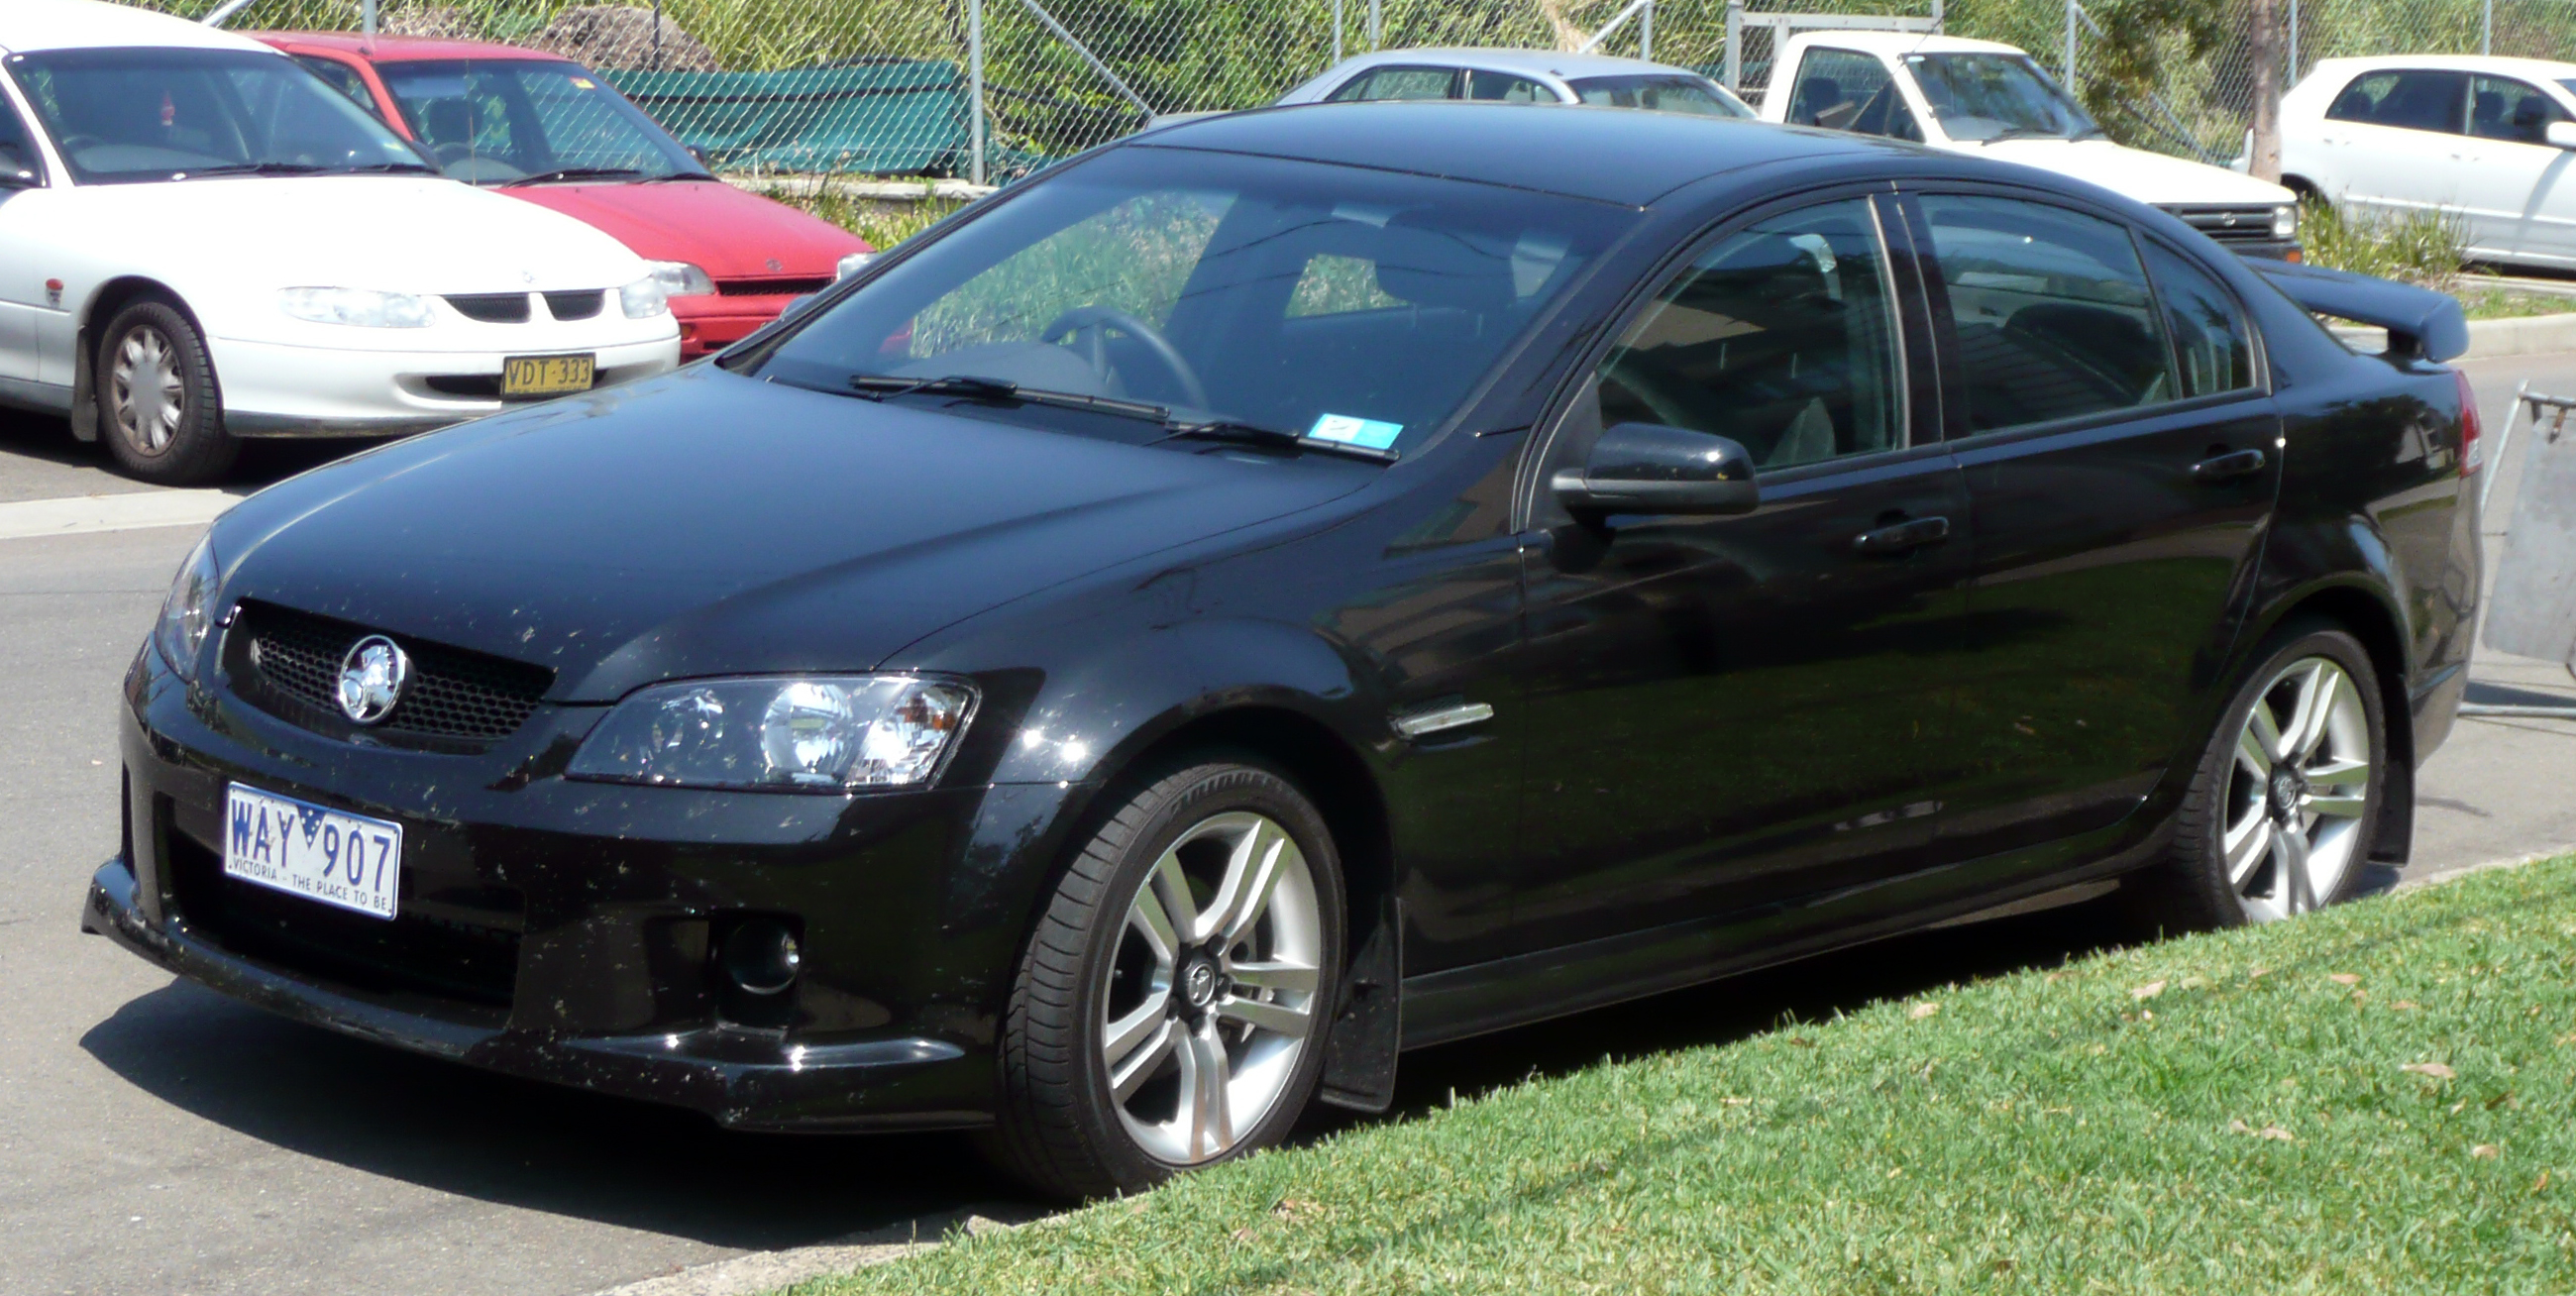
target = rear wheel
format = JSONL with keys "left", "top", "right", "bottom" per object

{"left": 2127, "top": 623, "right": 2385, "bottom": 932}
{"left": 982, "top": 758, "right": 1342, "bottom": 1200}
{"left": 98, "top": 298, "right": 236, "bottom": 486}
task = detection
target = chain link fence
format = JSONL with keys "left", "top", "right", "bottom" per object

{"left": 127, "top": 0, "right": 2576, "bottom": 182}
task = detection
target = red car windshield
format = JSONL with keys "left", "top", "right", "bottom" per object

{"left": 374, "top": 58, "right": 706, "bottom": 184}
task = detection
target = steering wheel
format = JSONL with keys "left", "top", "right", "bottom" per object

{"left": 1039, "top": 305, "right": 1209, "bottom": 410}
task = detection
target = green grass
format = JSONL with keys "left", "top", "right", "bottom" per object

{"left": 749, "top": 180, "right": 966, "bottom": 252}
{"left": 2453, "top": 282, "right": 2576, "bottom": 322}
{"left": 799, "top": 854, "right": 2576, "bottom": 1294}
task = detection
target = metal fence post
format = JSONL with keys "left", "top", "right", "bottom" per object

{"left": 2063, "top": 0, "right": 2075, "bottom": 86}
{"left": 968, "top": 0, "right": 985, "bottom": 185}
{"left": 2484, "top": 0, "right": 2494, "bottom": 54}
{"left": 1334, "top": 0, "right": 1344, "bottom": 63}
{"left": 1368, "top": 0, "right": 1382, "bottom": 50}
{"left": 1724, "top": 0, "right": 1741, "bottom": 90}
{"left": 362, "top": 0, "right": 376, "bottom": 39}
{"left": 2289, "top": 0, "right": 2300, "bottom": 80}
{"left": 1642, "top": 0, "right": 1654, "bottom": 61}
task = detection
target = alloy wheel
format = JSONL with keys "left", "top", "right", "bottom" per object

{"left": 1100, "top": 810, "right": 1323, "bottom": 1165}
{"left": 2222, "top": 655, "right": 2373, "bottom": 922}
{"left": 110, "top": 325, "right": 186, "bottom": 456}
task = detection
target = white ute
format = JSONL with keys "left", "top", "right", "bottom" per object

{"left": 1759, "top": 32, "right": 2302, "bottom": 258}
{"left": 0, "top": 0, "right": 680, "bottom": 485}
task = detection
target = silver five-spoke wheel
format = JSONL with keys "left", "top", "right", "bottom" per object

{"left": 2223, "top": 655, "right": 2372, "bottom": 922}
{"left": 110, "top": 324, "right": 186, "bottom": 457}
{"left": 1101, "top": 810, "right": 1322, "bottom": 1165}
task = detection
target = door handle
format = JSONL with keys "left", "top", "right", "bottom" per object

{"left": 1853, "top": 515, "right": 1951, "bottom": 555}
{"left": 2191, "top": 448, "right": 2268, "bottom": 483}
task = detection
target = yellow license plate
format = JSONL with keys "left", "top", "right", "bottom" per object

{"left": 500, "top": 353, "right": 595, "bottom": 397}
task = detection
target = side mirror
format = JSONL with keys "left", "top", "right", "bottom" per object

{"left": 1551, "top": 422, "right": 1760, "bottom": 518}
{"left": 2546, "top": 121, "right": 2576, "bottom": 150}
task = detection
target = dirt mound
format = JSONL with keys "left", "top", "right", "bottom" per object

{"left": 526, "top": 5, "right": 721, "bottom": 71}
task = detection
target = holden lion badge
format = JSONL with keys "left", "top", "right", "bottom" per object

{"left": 336, "top": 635, "right": 410, "bottom": 724}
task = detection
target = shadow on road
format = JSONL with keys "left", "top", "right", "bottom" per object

{"left": 0, "top": 408, "right": 377, "bottom": 491}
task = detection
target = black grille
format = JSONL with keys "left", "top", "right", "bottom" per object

{"left": 230, "top": 600, "right": 554, "bottom": 747}
{"left": 445, "top": 292, "right": 531, "bottom": 323}
{"left": 543, "top": 289, "right": 604, "bottom": 320}
{"left": 718, "top": 277, "right": 831, "bottom": 297}
{"left": 163, "top": 824, "right": 522, "bottom": 1009}
{"left": 423, "top": 375, "right": 501, "bottom": 398}
{"left": 2160, "top": 205, "right": 2282, "bottom": 244}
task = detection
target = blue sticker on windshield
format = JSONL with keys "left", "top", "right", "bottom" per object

{"left": 1306, "top": 414, "right": 1403, "bottom": 450}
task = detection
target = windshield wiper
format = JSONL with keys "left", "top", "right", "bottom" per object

{"left": 1157, "top": 419, "right": 1398, "bottom": 464}
{"left": 171, "top": 162, "right": 327, "bottom": 178}
{"left": 338, "top": 161, "right": 441, "bottom": 174}
{"left": 502, "top": 166, "right": 648, "bottom": 186}
{"left": 845, "top": 373, "right": 1171, "bottom": 420}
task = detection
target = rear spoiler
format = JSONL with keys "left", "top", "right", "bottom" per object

{"left": 2250, "top": 260, "right": 2469, "bottom": 363}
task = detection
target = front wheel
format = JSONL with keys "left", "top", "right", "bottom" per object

{"left": 2129, "top": 623, "right": 2386, "bottom": 932}
{"left": 982, "top": 758, "right": 1343, "bottom": 1200}
{"left": 97, "top": 298, "right": 237, "bottom": 486}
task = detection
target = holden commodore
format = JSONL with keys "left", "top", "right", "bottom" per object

{"left": 87, "top": 100, "right": 2479, "bottom": 1200}
{"left": 0, "top": 0, "right": 679, "bottom": 485}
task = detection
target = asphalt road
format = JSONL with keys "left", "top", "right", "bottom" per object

{"left": 1, "top": 353, "right": 2571, "bottom": 1295}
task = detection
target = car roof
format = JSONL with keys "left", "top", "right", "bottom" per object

{"left": 2305, "top": 53, "right": 2576, "bottom": 81}
{"left": 1318, "top": 47, "right": 1721, "bottom": 81}
{"left": 1138, "top": 100, "right": 1905, "bottom": 206}
{"left": 254, "top": 31, "right": 571, "bottom": 63}
{"left": 1782, "top": 31, "right": 2025, "bottom": 57}
{"left": 0, "top": 0, "right": 271, "bottom": 55}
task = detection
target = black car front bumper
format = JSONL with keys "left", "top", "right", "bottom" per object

{"left": 89, "top": 648, "right": 1082, "bottom": 1133}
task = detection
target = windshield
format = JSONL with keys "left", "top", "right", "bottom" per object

{"left": 376, "top": 58, "right": 705, "bottom": 183}
{"left": 1567, "top": 74, "right": 1752, "bottom": 118}
{"left": 751, "top": 147, "right": 1636, "bottom": 457}
{"left": 1904, "top": 53, "right": 2100, "bottom": 142}
{"left": 7, "top": 47, "right": 431, "bottom": 184}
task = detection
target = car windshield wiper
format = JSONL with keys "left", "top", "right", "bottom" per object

{"left": 844, "top": 373, "right": 1171, "bottom": 421}
{"left": 502, "top": 166, "right": 648, "bottom": 186}
{"left": 638, "top": 170, "right": 721, "bottom": 182}
{"left": 337, "top": 161, "right": 441, "bottom": 174}
{"left": 171, "top": 162, "right": 328, "bottom": 178}
{"left": 1156, "top": 418, "right": 1398, "bottom": 464}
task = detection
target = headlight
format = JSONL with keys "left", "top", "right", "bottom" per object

{"left": 618, "top": 275, "right": 671, "bottom": 319}
{"left": 154, "top": 533, "right": 221, "bottom": 683}
{"left": 568, "top": 675, "right": 975, "bottom": 792}
{"left": 2273, "top": 204, "right": 2298, "bottom": 240}
{"left": 277, "top": 286, "right": 434, "bottom": 328}
{"left": 834, "top": 251, "right": 877, "bottom": 280}
{"left": 644, "top": 260, "right": 715, "bottom": 297}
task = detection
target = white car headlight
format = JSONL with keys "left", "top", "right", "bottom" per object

{"left": 568, "top": 675, "right": 975, "bottom": 792}
{"left": 278, "top": 287, "right": 434, "bottom": 328}
{"left": 2273, "top": 204, "right": 2298, "bottom": 241}
{"left": 645, "top": 260, "right": 716, "bottom": 297}
{"left": 154, "top": 533, "right": 221, "bottom": 684}
{"left": 618, "top": 275, "right": 671, "bottom": 319}
{"left": 834, "top": 251, "right": 877, "bottom": 280}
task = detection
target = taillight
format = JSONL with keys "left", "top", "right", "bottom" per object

{"left": 2454, "top": 369, "right": 2482, "bottom": 476}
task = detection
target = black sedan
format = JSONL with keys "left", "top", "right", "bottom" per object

{"left": 88, "top": 103, "right": 2480, "bottom": 1200}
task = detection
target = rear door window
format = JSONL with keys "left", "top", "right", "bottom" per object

{"left": 1327, "top": 67, "right": 1458, "bottom": 102}
{"left": 1917, "top": 194, "right": 2179, "bottom": 433}
{"left": 1785, "top": 48, "right": 1920, "bottom": 142}
{"left": 1462, "top": 69, "right": 1551, "bottom": 102}
{"left": 2140, "top": 243, "right": 2255, "bottom": 398}
{"left": 2326, "top": 69, "right": 2468, "bottom": 134}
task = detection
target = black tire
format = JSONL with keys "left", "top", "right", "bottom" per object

{"left": 2123, "top": 620, "right": 2386, "bottom": 935}
{"left": 980, "top": 756, "right": 1345, "bottom": 1200}
{"left": 97, "top": 297, "right": 237, "bottom": 486}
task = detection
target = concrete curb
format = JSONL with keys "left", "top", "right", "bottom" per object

{"left": 0, "top": 488, "right": 240, "bottom": 542}
{"left": 583, "top": 1208, "right": 1035, "bottom": 1296}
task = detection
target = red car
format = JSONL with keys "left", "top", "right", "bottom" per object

{"left": 259, "top": 33, "right": 871, "bottom": 360}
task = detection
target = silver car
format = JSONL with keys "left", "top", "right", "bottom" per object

{"left": 1275, "top": 48, "right": 1754, "bottom": 117}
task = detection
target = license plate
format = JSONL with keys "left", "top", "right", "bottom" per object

{"left": 500, "top": 353, "right": 595, "bottom": 397}
{"left": 222, "top": 785, "right": 403, "bottom": 920}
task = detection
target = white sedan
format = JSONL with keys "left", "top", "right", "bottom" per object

{"left": 2281, "top": 54, "right": 2576, "bottom": 270}
{"left": 1276, "top": 49, "right": 1754, "bottom": 117}
{"left": 0, "top": 0, "right": 680, "bottom": 485}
